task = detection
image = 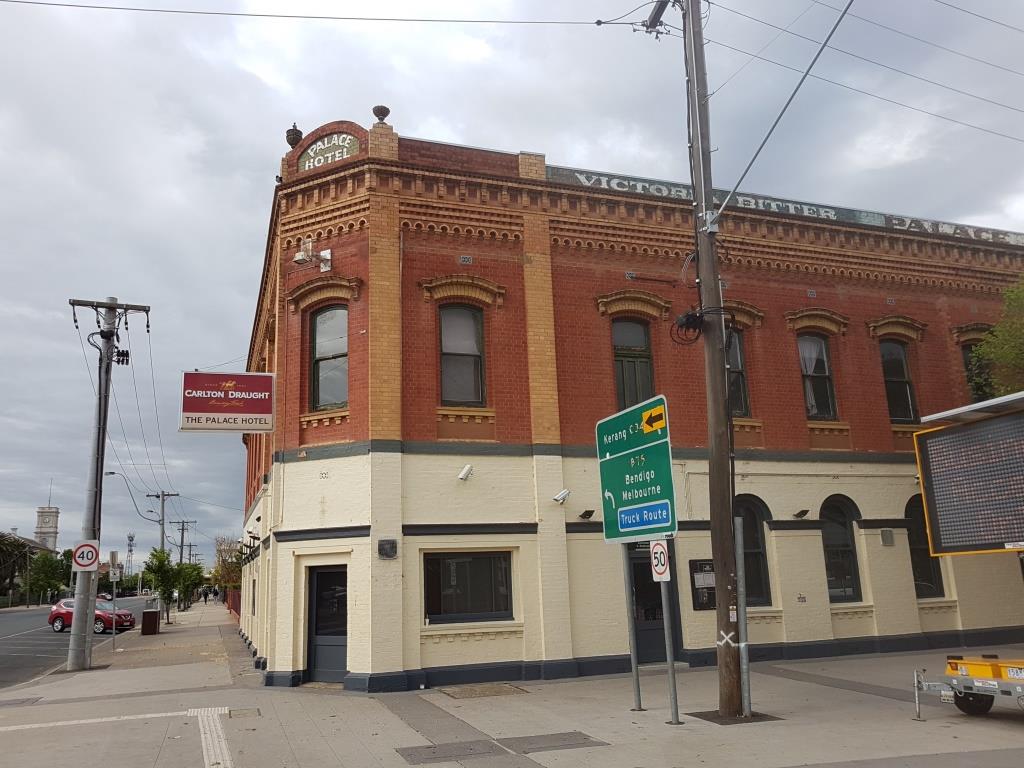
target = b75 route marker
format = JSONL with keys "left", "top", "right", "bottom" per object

{"left": 596, "top": 395, "right": 677, "bottom": 543}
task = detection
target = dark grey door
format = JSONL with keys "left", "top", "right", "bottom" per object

{"left": 308, "top": 567, "right": 347, "bottom": 682}
{"left": 629, "top": 545, "right": 682, "bottom": 663}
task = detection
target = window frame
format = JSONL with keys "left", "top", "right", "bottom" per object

{"left": 309, "top": 304, "right": 349, "bottom": 411}
{"left": 880, "top": 339, "right": 917, "bottom": 424}
{"left": 423, "top": 550, "right": 513, "bottom": 624}
{"left": 439, "top": 304, "right": 486, "bottom": 407}
{"left": 735, "top": 495, "right": 772, "bottom": 606}
{"left": 612, "top": 317, "right": 654, "bottom": 410}
{"left": 820, "top": 497, "right": 862, "bottom": 604}
{"left": 728, "top": 330, "right": 751, "bottom": 418}
{"left": 797, "top": 333, "right": 838, "bottom": 421}
{"left": 905, "top": 495, "right": 944, "bottom": 599}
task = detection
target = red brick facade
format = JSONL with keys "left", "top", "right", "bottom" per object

{"left": 243, "top": 118, "right": 1019, "bottom": 511}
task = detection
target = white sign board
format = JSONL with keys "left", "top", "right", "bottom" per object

{"left": 650, "top": 540, "right": 671, "bottom": 582}
{"left": 71, "top": 540, "right": 100, "bottom": 572}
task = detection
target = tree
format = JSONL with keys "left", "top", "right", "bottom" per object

{"left": 176, "top": 563, "right": 205, "bottom": 609}
{"left": 27, "top": 552, "right": 63, "bottom": 603}
{"left": 144, "top": 548, "right": 176, "bottom": 623}
{"left": 211, "top": 535, "right": 241, "bottom": 592}
{"left": 975, "top": 278, "right": 1024, "bottom": 396}
{"left": 59, "top": 549, "right": 73, "bottom": 591}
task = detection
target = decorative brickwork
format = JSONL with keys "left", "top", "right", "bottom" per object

{"left": 418, "top": 274, "right": 507, "bottom": 307}
{"left": 952, "top": 322, "right": 993, "bottom": 345}
{"left": 866, "top": 315, "right": 927, "bottom": 342}
{"left": 723, "top": 299, "right": 764, "bottom": 329}
{"left": 595, "top": 289, "right": 671, "bottom": 320}
{"left": 287, "top": 275, "right": 363, "bottom": 314}
{"left": 785, "top": 307, "right": 850, "bottom": 336}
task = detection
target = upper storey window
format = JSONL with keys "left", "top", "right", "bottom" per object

{"left": 311, "top": 306, "right": 348, "bottom": 410}
{"left": 613, "top": 319, "right": 653, "bottom": 409}
{"left": 440, "top": 305, "right": 485, "bottom": 406}
{"left": 728, "top": 330, "right": 750, "bottom": 418}
{"left": 797, "top": 334, "right": 837, "bottom": 421}
{"left": 880, "top": 340, "right": 917, "bottom": 423}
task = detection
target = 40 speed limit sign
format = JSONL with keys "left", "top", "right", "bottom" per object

{"left": 650, "top": 539, "right": 671, "bottom": 582}
{"left": 71, "top": 540, "right": 100, "bottom": 571}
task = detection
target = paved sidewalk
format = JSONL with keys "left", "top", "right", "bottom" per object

{"left": 0, "top": 608, "right": 1022, "bottom": 768}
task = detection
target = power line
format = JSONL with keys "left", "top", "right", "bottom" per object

{"left": 123, "top": 324, "right": 163, "bottom": 491}
{"left": 709, "top": 1, "right": 816, "bottom": 97}
{"left": 700, "top": 35, "right": 1024, "bottom": 146}
{"left": 0, "top": 0, "right": 645, "bottom": 26}
{"left": 708, "top": 1, "right": 1024, "bottom": 117}
{"left": 931, "top": 0, "right": 1024, "bottom": 36}
{"left": 178, "top": 495, "right": 243, "bottom": 513}
{"left": 812, "top": 0, "right": 1024, "bottom": 80}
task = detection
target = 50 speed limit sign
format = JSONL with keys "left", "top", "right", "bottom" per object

{"left": 71, "top": 540, "right": 100, "bottom": 572}
{"left": 650, "top": 539, "right": 671, "bottom": 582}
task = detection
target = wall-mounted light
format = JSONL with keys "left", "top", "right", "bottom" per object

{"left": 793, "top": 509, "right": 810, "bottom": 519}
{"left": 553, "top": 489, "right": 571, "bottom": 504}
{"left": 578, "top": 509, "right": 595, "bottom": 520}
{"left": 457, "top": 464, "right": 473, "bottom": 481}
{"left": 292, "top": 236, "right": 332, "bottom": 273}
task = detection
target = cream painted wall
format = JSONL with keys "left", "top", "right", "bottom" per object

{"left": 241, "top": 453, "right": 1023, "bottom": 681}
{"left": 401, "top": 454, "right": 537, "bottom": 524}
{"left": 278, "top": 454, "right": 372, "bottom": 531}
{"left": 566, "top": 535, "right": 629, "bottom": 658}
{"left": 949, "top": 552, "right": 1024, "bottom": 629}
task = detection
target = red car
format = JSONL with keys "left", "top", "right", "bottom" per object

{"left": 48, "top": 599, "right": 136, "bottom": 634}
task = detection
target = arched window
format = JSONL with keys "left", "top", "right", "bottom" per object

{"left": 798, "top": 334, "right": 837, "bottom": 420}
{"left": 440, "top": 305, "right": 485, "bottom": 406}
{"left": 906, "top": 495, "right": 943, "bottom": 598}
{"left": 613, "top": 319, "right": 653, "bottom": 409}
{"left": 310, "top": 305, "right": 348, "bottom": 410}
{"left": 880, "top": 340, "right": 917, "bottom": 423}
{"left": 820, "top": 496, "right": 861, "bottom": 603}
{"left": 735, "top": 495, "right": 772, "bottom": 606}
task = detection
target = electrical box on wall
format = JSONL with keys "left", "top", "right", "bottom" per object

{"left": 378, "top": 539, "right": 398, "bottom": 559}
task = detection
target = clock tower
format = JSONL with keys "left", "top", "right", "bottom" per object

{"left": 34, "top": 506, "right": 59, "bottom": 552}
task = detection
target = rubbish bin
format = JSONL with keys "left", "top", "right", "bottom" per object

{"left": 141, "top": 609, "right": 160, "bottom": 635}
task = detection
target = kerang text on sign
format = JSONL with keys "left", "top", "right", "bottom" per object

{"left": 180, "top": 371, "right": 275, "bottom": 433}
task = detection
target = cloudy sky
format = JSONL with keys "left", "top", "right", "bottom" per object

{"left": 2, "top": 0, "right": 1023, "bottom": 567}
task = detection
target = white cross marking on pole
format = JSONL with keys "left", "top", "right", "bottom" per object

{"left": 717, "top": 630, "right": 737, "bottom": 647}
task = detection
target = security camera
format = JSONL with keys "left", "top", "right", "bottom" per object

{"left": 552, "top": 489, "right": 571, "bottom": 504}
{"left": 457, "top": 464, "right": 473, "bottom": 481}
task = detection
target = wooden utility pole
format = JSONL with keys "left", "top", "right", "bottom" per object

{"left": 681, "top": 0, "right": 742, "bottom": 715}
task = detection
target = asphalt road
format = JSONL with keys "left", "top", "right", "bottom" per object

{"left": 0, "top": 597, "right": 148, "bottom": 688}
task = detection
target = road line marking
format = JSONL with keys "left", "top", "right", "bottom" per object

{"left": 0, "top": 710, "right": 189, "bottom": 732}
{"left": 0, "top": 627, "right": 52, "bottom": 641}
{"left": 0, "top": 653, "right": 68, "bottom": 658}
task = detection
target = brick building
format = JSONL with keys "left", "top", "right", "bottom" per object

{"left": 238, "top": 109, "right": 1024, "bottom": 691}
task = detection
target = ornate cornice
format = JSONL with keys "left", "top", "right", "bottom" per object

{"left": 287, "top": 275, "right": 363, "bottom": 314}
{"left": 418, "top": 274, "right": 506, "bottom": 307}
{"left": 723, "top": 299, "right": 764, "bottom": 330}
{"left": 866, "top": 315, "right": 927, "bottom": 342}
{"left": 595, "top": 289, "right": 671, "bottom": 321}
{"left": 952, "top": 322, "right": 993, "bottom": 345}
{"left": 785, "top": 307, "right": 849, "bottom": 336}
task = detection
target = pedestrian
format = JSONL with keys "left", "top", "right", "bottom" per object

{"left": 202, "top": 589, "right": 208, "bottom": 605}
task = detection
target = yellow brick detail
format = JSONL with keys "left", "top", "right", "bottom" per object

{"left": 522, "top": 213, "right": 560, "bottom": 444}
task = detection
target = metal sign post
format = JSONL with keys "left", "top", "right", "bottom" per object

{"left": 598, "top": 395, "right": 677, "bottom": 714}
{"left": 651, "top": 540, "right": 681, "bottom": 724}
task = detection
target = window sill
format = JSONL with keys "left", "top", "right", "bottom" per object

{"left": 808, "top": 421, "right": 852, "bottom": 450}
{"left": 300, "top": 408, "right": 350, "bottom": 428}
{"left": 916, "top": 597, "right": 956, "bottom": 611}
{"left": 747, "top": 607, "right": 782, "bottom": 625}
{"left": 829, "top": 603, "right": 874, "bottom": 619}
{"left": 420, "top": 620, "right": 524, "bottom": 644}
{"left": 437, "top": 407, "right": 496, "bottom": 440}
{"left": 732, "top": 417, "right": 764, "bottom": 448}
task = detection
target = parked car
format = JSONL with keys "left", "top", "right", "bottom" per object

{"left": 97, "top": 592, "right": 112, "bottom": 600}
{"left": 48, "top": 599, "right": 136, "bottom": 634}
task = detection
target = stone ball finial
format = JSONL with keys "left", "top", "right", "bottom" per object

{"left": 286, "top": 123, "right": 303, "bottom": 148}
{"left": 372, "top": 105, "right": 391, "bottom": 124}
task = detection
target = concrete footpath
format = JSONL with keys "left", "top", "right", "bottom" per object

{"left": 0, "top": 604, "right": 1022, "bottom": 768}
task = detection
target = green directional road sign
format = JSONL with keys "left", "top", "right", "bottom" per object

{"left": 596, "top": 394, "right": 676, "bottom": 543}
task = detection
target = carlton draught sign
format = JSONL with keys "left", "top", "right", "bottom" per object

{"left": 180, "top": 372, "right": 275, "bottom": 433}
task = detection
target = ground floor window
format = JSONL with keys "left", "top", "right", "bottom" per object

{"left": 424, "top": 551, "right": 512, "bottom": 623}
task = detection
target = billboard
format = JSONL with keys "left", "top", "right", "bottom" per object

{"left": 180, "top": 371, "right": 274, "bottom": 433}
{"left": 914, "top": 411, "right": 1024, "bottom": 555}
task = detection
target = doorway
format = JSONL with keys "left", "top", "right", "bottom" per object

{"left": 628, "top": 543, "right": 682, "bottom": 663}
{"left": 307, "top": 567, "right": 348, "bottom": 682}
